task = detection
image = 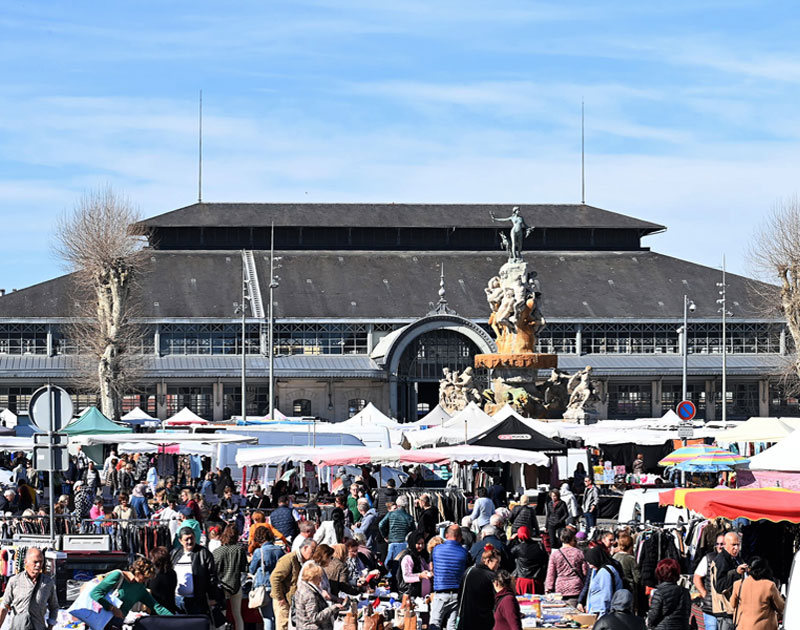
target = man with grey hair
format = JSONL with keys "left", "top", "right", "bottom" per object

{"left": 353, "top": 497, "right": 379, "bottom": 554}
{"left": 379, "top": 493, "right": 416, "bottom": 577}
{"left": 415, "top": 492, "right": 440, "bottom": 542}
{"left": 0, "top": 489, "right": 16, "bottom": 514}
{"left": 469, "top": 524, "right": 510, "bottom": 570}
{"left": 290, "top": 519, "right": 317, "bottom": 552}
{"left": 0, "top": 547, "right": 58, "bottom": 630}
{"left": 271, "top": 537, "right": 316, "bottom": 630}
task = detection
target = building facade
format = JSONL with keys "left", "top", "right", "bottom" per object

{"left": 0, "top": 203, "right": 792, "bottom": 422}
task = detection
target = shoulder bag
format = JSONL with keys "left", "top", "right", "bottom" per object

{"left": 248, "top": 548, "right": 267, "bottom": 608}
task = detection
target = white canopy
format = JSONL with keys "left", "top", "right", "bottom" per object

{"left": 0, "top": 437, "right": 34, "bottom": 451}
{"left": 405, "top": 402, "right": 497, "bottom": 448}
{"left": 235, "top": 444, "right": 549, "bottom": 468}
{"left": 743, "top": 426, "right": 800, "bottom": 471}
{"left": 121, "top": 407, "right": 156, "bottom": 421}
{"left": 71, "top": 432, "right": 258, "bottom": 446}
{"left": 716, "top": 417, "right": 800, "bottom": 444}
{"left": 489, "top": 404, "right": 569, "bottom": 439}
{"left": 337, "top": 403, "right": 400, "bottom": 428}
{"left": 260, "top": 409, "right": 288, "bottom": 421}
{"left": 165, "top": 407, "right": 208, "bottom": 425}
{"left": 404, "top": 405, "right": 451, "bottom": 429}
{"left": 118, "top": 441, "right": 216, "bottom": 456}
{"left": 0, "top": 409, "right": 18, "bottom": 429}
{"left": 442, "top": 401, "right": 492, "bottom": 428}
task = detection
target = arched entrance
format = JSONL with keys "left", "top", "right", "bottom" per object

{"left": 397, "top": 329, "right": 487, "bottom": 422}
{"left": 372, "top": 314, "right": 496, "bottom": 422}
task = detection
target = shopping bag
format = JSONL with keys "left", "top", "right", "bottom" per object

{"left": 248, "top": 584, "right": 267, "bottom": 608}
{"left": 67, "top": 575, "right": 123, "bottom": 630}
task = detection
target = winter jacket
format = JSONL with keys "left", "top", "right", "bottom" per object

{"left": 712, "top": 548, "right": 743, "bottom": 609}
{"left": 431, "top": 539, "right": 469, "bottom": 591}
{"left": 646, "top": 582, "right": 691, "bottom": 630}
{"left": 545, "top": 499, "right": 569, "bottom": 529}
{"left": 415, "top": 505, "right": 440, "bottom": 541}
{"left": 510, "top": 504, "right": 539, "bottom": 536}
{"left": 470, "top": 535, "right": 510, "bottom": 571}
{"left": 270, "top": 551, "right": 303, "bottom": 603}
{"left": 378, "top": 508, "right": 415, "bottom": 543}
{"left": 170, "top": 543, "right": 223, "bottom": 602}
{"left": 212, "top": 543, "right": 248, "bottom": 594}
{"left": 510, "top": 539, "right": 548, "bottom": 580}
{"left": 488, "top": 483, "right": 507, "bottom": 508}
{"left": 493, "top": 588, "right": 522, "bottom": 630}
{"left": 456, "top": 564, "right": 496, "bottom": 630}
{"left": 545, "top": 546, "right": 588, "bottom": 596}
{"left": 270, "top": 505, "right": 299, "bottom": 541}
{"left": 582, "top": 483, "right": 599, "bottom": 514}
{"left": 323, "top": 556, "right": 359, "bottom": 598}
{"left": 640, "top": 532, "right": 683, "bottom": 588}
{"left": 293, "top": 580, "right": 338, "bottom": 630}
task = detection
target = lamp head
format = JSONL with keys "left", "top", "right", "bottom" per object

{"left": 688, "top": 301, "right": 696, "bottom": 313}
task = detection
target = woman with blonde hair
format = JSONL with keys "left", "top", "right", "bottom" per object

{"left": 293, "top": 563, "right": 343, "bottom": 630}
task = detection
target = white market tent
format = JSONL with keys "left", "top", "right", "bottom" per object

{"left": 165, "top": 407, "right": 208, "bottom": 425}
{"left": 743, "top": 428, "right": 800, "bottom": 471}
{"left": 235, "top": 444, "right": 549, "bottom": 468}
{"left": 118, "top": 441, "right": 216, "bottom": 456}
{"left": 441, "top": 401, "right": 493, "bottom": 428}
{"left": 404, "top": 405, "right": 451, "bottom": 429}
{"left": 0, "top": 437, "right": 34, "bottom": 451}
{"left": 70, "top": 432, "right": 258, "bottom": 447}
{"left": 404, "top": 402, "right": 496, "bottom": 448}
{"left": 489, "top": 404, "right": 570, "bottom": 439}
{"left": 716, "top": 417, "right": 800, "bottom": 444}
{"left": 121, "top": 406, "right": 155, "bottom": 421}
{"left": 337, "top": 403, "right": 400, "bottom": 429}
{"left": 0, "top": 409, "right": 17, "bottom": 429}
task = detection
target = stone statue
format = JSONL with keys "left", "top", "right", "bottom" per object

{"left": 541, "top": 369, "right": 570, "bottom": 413}
{"left": 484, "top": 262, "right": 546, "bottom": 354}
{"left": 564, "top": 366, "right": 601, "bottom": 422}
{"left": 439, "top": 367, "right": 480, "bottom": 414}
{"left": 490, "top": 206, "right": 533, "bottom": 262}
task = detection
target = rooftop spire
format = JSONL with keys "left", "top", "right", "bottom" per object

{"left": 428, "top": 262, "right": 456, "bottom": 315}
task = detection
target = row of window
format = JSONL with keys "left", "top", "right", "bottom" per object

{"left": 0, "top": 322, "right": 787, "bottom": 356}
{"left": 607, "top": 382, "right": 761, "bottom": 419}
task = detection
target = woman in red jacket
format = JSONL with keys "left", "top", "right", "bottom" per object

{"left": 492, "top": 570, "right": 522, "bottom": 630}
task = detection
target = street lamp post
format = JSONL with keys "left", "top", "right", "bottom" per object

{"left": 237, "top": 250, "right": 250, "bottom": 424}
{"left": 268, "top": 223, "right": 281, "bottom": 420}
{"left": 717, "top": 256, "right": 731, "bottom": 423}
{"left": 681, "top": 294, "right": 696, "bottom": 402}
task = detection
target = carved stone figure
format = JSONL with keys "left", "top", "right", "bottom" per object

{"left": 485, "top": 261, "right": 546, "bottom": 354}
{"left": 541, "top": 369, "right": 570, "bottom": 413}
{"left": 438, "top": 367, "right": 480, "bottom": 414}
{"left": 490, "top": 206, "right": 533, "bottom": 262}
{"left": 563, "top": 365, "right": 601, "bottom": 423}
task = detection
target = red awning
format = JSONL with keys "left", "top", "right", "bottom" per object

{"left": 684, "top": 488, "right": 800, "bottom": 523}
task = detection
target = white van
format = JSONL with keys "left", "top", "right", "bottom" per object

{"left": 618, "top": 488, "right": 689, "bottom": 525}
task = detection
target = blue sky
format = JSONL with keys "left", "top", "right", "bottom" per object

{"left": 1, "top": 1, "right": 799, "bottom": 290}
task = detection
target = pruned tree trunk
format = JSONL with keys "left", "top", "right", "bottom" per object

{"left": 54, "top": 187, "right": 146, "bottom": 420}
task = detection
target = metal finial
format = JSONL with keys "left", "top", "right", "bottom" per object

{"left": 429, "top": 262, "right": 455, "bottom": 315}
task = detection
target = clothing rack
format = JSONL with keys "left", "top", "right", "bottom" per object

{"left": 79, "top": 518, "right": 173, "bottom": 558}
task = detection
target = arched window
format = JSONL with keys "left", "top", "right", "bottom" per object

{"left": 348, "top": 399, "right": 367, "bottom": 418}
{"left": 293, "top": 399, "right": 312, "bottom": 416}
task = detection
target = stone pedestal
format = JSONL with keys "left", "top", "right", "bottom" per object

{"left": 476, "top": 353, "right": 558, "bottom": 418}
{"left": 563, "top": 406, "right": 600, "bottom": 425}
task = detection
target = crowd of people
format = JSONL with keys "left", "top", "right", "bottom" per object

{"left": 0, "top": 450, "right": 789, "bottom": 630}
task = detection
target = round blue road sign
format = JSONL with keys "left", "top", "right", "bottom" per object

{"left": 676, "top": 400, "right": 696, "bottom": 421}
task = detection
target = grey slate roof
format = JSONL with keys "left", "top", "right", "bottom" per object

{"left": 137, "top": 203, "right": 665, "bottom": 232}
{"left": 0, "top": 354, "right": 384, "bottom": 380}
{"left": 0, "top": 249, "right": 776, "bottom": 320}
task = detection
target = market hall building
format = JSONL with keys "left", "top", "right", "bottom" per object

{"left": 0, "top": 203, "right": 790, "bottom": 423}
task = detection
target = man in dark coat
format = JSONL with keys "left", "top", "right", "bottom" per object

{"left": 414, "top": 493, "right": 439, "bottom": 542}
{"left": 711, "top": 532, "right": 747, "bottom": 630}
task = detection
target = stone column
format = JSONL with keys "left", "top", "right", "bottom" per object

{"left": 704, "top": 379, "right": 716, "bottom": 421}
{"left": 758, "top": 379, "right": 770, "bottom": 417}
{"left": 153, "top": 324, "right": 161, "bottom": 356}
{"left": 651, "top": 380, "right": 662, "bottom": 417}
{"left": 46, "top": 325, "right": 54, "bottom": 357}
{"left": 575, "top": 324, "right": 583, "bottom": 355}
{"left": 156, "top": 380, "right": 168, "bottom": 421}
{"left": 212, "top": 381, "right": 224, "bottom": 422}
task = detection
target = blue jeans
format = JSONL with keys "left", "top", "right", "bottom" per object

{"left": 584, "top": 510, "right": 596, "bottom": 529}
{"left": 429, "top": 592, "right": 459, "bottom": 630}
{"left": 260, "top": 597, "right": 275, "bottom": 630}
{"left": 385, "top": 541, "right": 408, "bottom": 576}
{"left": 703, "top": 613, "right": 718, "bottom": 630}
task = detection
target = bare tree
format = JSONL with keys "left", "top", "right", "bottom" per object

{"left": 751, "top": 195, "right": 800, "bottom": 381}
{"left": 54, "top": 187, "right": 148, "bottom": 420}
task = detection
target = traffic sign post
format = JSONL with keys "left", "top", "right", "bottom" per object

{"left": 676, "top": 400, "right": 697, "bottom": 422}
{"left": 29, "top": 385, "right": 74, "bottom": 545}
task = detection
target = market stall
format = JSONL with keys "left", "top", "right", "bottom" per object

{"left": 736, "top": 424, "right": 800, "bottom": 490}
